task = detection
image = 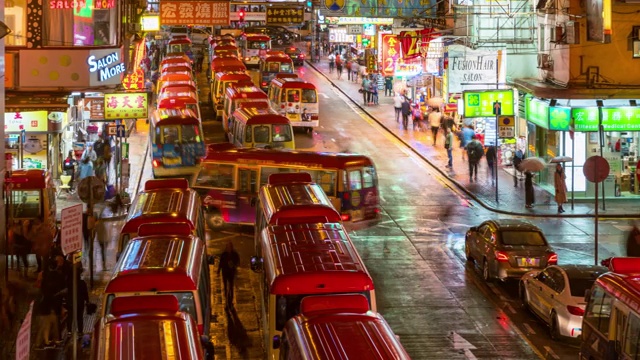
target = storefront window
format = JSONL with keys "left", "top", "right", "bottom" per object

{"left": 10, "top": 190, "right": 42, "bottom": 219}
{"left": 6, "top": 0, "right": 118, "bottom": 46}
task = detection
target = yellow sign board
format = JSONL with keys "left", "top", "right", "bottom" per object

{"left": 498, "top": 115, "right": 515, "bottom": 127}
{"left": 4, "top": 111, "right": 49, "bottom": 132}
{"left": 104, "top": 92, "right": 149, "bottom": 120}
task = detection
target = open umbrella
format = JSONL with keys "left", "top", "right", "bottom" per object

{"left": 549, "top": 156, "right": 573, "bottom": 163}
{"left": 427, "top": 97, "right": 444, "bottom": 108}
{"left": 518, "top": 157, "right": 547, "bottom": 172}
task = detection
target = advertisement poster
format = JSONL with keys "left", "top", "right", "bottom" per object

{"left": 104, "top": 93, "right": 149, "bottom": 120}
{"left": 381, "top": 34, "right": 400, "bottom": 76}
{"left": 447, "top": 45, "right": 506, "bottom": 94}
{"left": 161, "top": 1, "right": 229, "bottom": 26}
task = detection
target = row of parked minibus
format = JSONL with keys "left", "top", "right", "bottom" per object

{"left": 92, "top": 169, "right": 408, "bottom": 359}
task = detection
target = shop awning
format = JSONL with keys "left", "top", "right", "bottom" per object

{"left": 5, "top": 92, "right": 70, "bottom": 112}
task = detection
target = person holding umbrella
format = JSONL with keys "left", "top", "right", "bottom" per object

{"left": 554, "top": 163, "right": 568, "bottom": 213}
{"left": 524, "top": 171, "right": 535, "bottom": 208}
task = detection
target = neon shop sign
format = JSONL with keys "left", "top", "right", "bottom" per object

{"left": 49, "top": 0, "right": 115, "bottom": 9}
{"left": 87, "top": 52, "right": 126, "bottom": 82}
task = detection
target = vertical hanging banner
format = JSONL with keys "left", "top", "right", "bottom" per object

{"left": 381, "top": 34, "right": 400, "bottom": 76}
{"left": 398, "top": 28, "right": 435, "bottom": 60}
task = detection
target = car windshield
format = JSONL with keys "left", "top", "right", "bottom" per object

{"left": 568, "top": 277, "right": 597, "bottom": 297}
{"left": 501, "top": 231, "right": 546, "bottom": 246}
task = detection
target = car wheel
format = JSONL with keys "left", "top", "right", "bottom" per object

{"left": 206, "top": 210, "right": 225, "bottom": 229}
{"left": 519, "top": 284, "right": 530, "bottom": 310}
{"left": 550, "top": 312, "right": 562, "bottom": 341}
{"left": 482, "top": 259, "right": 492, "bottom": 282}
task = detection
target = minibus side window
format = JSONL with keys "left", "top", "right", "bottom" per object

{"left": 584, "top": 285, "right": 613, "bottom": 336}
{"left": 623, "top": 313, "right": 640, "bottom": 357}
{"left": 195, "top": 163, "right": 235, "bottom": 189}
{"left": 104, "top": 294, "right": 116, "bottom": 315}
{"left": 163, "top": 126, "right": 179, "bottom": 144}
{"left": 287, "top": 90, "right": 300, "bottom": 103}
{"left": 11, "top": 190, "right": 42, "bottom": 218}
{"left": 348, "top": 170, "right": 362, "bottom": 191}
{"left": 260, "top": 167, "right": 295, "bottom": 187}
{"left": 306, "top": 170, "right": 336, "bottom": 196}
{"left": 280, "top": 89, "right": 286, "bottom": 103}
{"left": 166, "top": 291, "right": 197, "bottom": 321}
{"left": 271, "top": 124, "right": 291, "bottom": 142}
{"left": 155, "top": 126, "right": 161, "bottom": 144}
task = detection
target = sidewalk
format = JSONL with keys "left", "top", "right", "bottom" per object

{"left": 306, "top": 58, "right": 639, "bottom": 218}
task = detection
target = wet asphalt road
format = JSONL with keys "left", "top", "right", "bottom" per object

{"left": 146, "top": 52, "right": 636, "bottom": 359}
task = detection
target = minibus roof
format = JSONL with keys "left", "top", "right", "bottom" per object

{"left": 261, "top": 222, "right": 374, "bottom": 294}
{"left": 233, "top": 107, "right": 290, "bottom": 125}
{"left": 121, "top": 178, "right": 200, "bottom": 233}
{"left": 244, "top": 34, "right": 270, "bottom": 41}
{"left": 202, "top": 147, "right": 374, "bottom": 170}
{"left": 263, "top": 55, "right": 293, "bottom": 63}
{"left": 214, "top": 44, "right": 238, "bottom": 51}
{"left": 271, "top": 77, "right": 316, "bottom": 90}
{"left": 160, "top": 82, "right": 198, "bottom": 94}
{"left": 160, "top": 58, "right": 192, "bottom": 68}
{"left": 158, "top": 73, "right": 192, "bottom": 83}
{"left": 106, "top": 234, "right": 204, "bottom": 293}
{"left": 215, "top": 71, "right": 251, "bottom": 81}
{"left": 286, "top": 306, "right": 410, "bottom": 359}
{"left": 259, "top": 174, "right": 341, "bottom": 225}
{"left": 168, "top": 38, "right": 192, "bottom": 45}
{"left": 97, "top": 295, "right": 204, "bottom": 360}
{"left": 161, "top": 65, "right": 192, "bottom": 74}
{"left": 226, "top": 85, "right": 268, "bottom": 99}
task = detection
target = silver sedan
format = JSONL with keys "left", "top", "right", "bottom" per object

{"left": 519, "top": 264, "right": 607, "bottom": 340}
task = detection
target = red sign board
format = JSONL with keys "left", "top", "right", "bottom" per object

{"left": 61, "top": 204, "right": 84, "bottom": 255}
{"left": 160, "top": 1, "right": 229, "bottom": 26}
{"left": 381, "top": 34, "right": 400, "bottom": 77}
{"left": 398, "top": 28, "right": 435, "bottom": 60}
{"left": 15, "top": 301, "right": 33, "bottom": 360}
{"left": 583, "top": 156, "right": 610, "bottom": 183}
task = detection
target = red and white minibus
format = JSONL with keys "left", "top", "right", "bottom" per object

{"left": 580, "top": 257, "right": 640, "bottom": 360}
{"left": 190, "top": 147, "right": 380, "bottom": 228}
{"left": 117, "top": 179, "right": 205, "bottom": 255}
{"left": 276, "top": 294, "right": 411, "bottom": 360}
{"left": 92, "top": 295, "right": 207, "bottom": 360}
{"left": 239, "top": 33, "right": 271, "bottom": 68}
{"left": 267, "top": 77, "right": 319, "bottom": 133}
{"left": 228, "top": 107, "right": 295, "bottom": 150}
{"left": 211, "top": 71, "right": 253, "bottom": 117}
{"left": 156, "top": 88, "right": 201, "bottom": 119}
{"left": 104, "top": 227, "right": 211, "bottom": 335}
{"left": 210, "top": 55, "right": 246, "bottom": 77}
{"left": 259, "top": 54, "right": 294, "bottom": 90}
{"left": 158, "top": 80, "right": 198, "bottom": 96}
{"left": 221, "top": 85, "right": 270, "bottom": 132}
{"left": 250, "top": 173, "right": 376, "bottom": 359}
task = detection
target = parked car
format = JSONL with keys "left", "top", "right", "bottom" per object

{"left": 284, "top": 47, "right": 305, "bottom": 66}
{"left": 519, "top": 264, "right": 607, "bottom": 340}
{"left": 169, "top": 26, "right": 211, "bottom": 45}
{"left": 464, "top": 219, "right": 558, "bottom": 282}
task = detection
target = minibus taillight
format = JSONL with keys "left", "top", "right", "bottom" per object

{"left": 567, "top": 305, "right": 584, "bottom": 316}
{"left": 495, "top": 251, "right": 509, "bottom": 262}
{"left": 152, "top": 159, "right": 162, "bottom": 168}
{"left": 197, "top": 324, "right": 204, "bottom": 335}
{"left": 548, "top": 253, "right": 558, "bottom": 265}
{"left": 341, "top": 214, "right": 351, "bottom": 221}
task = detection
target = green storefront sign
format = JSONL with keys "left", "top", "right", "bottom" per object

{"left": 463, "top": 90, "right": 514, "bottom": 118}
{"left": 525, "top": 97, "right": 549, "bottom": 129}
{"left": 572, "top": 107, "right": 600, "bottom": 132}
{"left": 549, "top": 106, "right": 571, "bottom": 131}
{"left": 602, "top": 107, "right": 640, "bottom": 131}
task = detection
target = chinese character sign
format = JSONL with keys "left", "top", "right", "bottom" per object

{"left": 381, "top": 34, "right": 400, "bottom": 76}
{"left": 572, "top": 107, "right": 600, "bottom": 132}
{"left": 104, "top": 92, "right": 149, "bottom": 120}
{"left": 266, "top": 8, "right": 304, "bottom": 24}
{"left": 61, "top": 204, "right": 83, "bottom": 256}
{"left": 398, "top": 29, "right": 435, "bottom": 60}
{"left": 4, "top": 111, "right": 48, "bottom": 132}
{"left": 122, "top": 69, "right": 145, "bottom": 90}
{"left": 161, "top": 1, "right": 229, "bottom": 26}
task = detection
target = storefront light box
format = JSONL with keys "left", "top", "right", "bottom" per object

{"left": 526, "top": 97, "right": 549, "bottom": 129}
{"left": 463, "top": 90, "right": 514, "bottom": 118}
{"left": 141, "top": 16, "right": 160, "bottom": 31}
{"left": 549, "top": 106, "right": 571, "bottom": 131}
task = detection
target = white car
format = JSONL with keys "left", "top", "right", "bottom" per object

{"left": 519, "top": 264, "right": 607, "bottom": 340}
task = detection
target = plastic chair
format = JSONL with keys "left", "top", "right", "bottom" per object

{"left": 58, "top": 175, "right": 72, "bottom": 198}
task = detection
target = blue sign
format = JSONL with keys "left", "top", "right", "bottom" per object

{"left": 116, "top": 124, "right": 126, "bottom": 137}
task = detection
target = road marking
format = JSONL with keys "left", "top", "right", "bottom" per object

{"left": 543, "top": 346, "right": 560, "bottom": 359}
{"left": 523, "top": 323, "right": 536, "bottom": 335}
{"left": 613, "top": 224, "right": 633, "bottom": 232}
{"left": 318, "top": 92, "right": 330, "bottom": 99}
{"left": 451, "top": 332, "right": 477, "bottom": 360}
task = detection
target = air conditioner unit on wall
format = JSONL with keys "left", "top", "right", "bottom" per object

{"left": 537, "top": 53, "right": 553, "bottom": 70}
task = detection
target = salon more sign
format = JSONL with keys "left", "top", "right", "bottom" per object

{"left": 447, "top": 45, "right": 506, "bottom": 94}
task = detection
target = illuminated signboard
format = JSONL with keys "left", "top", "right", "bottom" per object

{"left": 463, "top": 90, "right": 514, "bottom": 118}
{"left": 49, "top": 0, "right": 115, "bottom": 9}
{"left": 160, "top": 1, "right": 229, "bottom": 26}
{"left": 549, "top": 106, "right": 571, "bottom": 131}
{"left": 4, "top": 111, "right": 49, "bottom": 132}
{"left": 525, "top": 97, "right": 549, "bottom": 129}
{"left": 571, "top": 107, "right": 599, "bottom": 132}
{"left": 601, "top": 107, "right": 640, "bottom": 131}
{"left": 324, "top": 17, "right": 394, "bottom": 25}
{"left": 141, "top": 16, "right": 160, "bottom": 31}
{"left": 381, "top": 34, "right": 400, "bottom": 76}
{"left": 104, "top": 93, "right": 149, "bottom": 120}
{"left": 88, "top": 52, "right": 125, "bottom": 82}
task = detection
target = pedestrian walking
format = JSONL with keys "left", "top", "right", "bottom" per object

{"left": 428, "top": 107, "right": 443, "bottom": 146}
{"left": 554, "top": 163, "right": 568, "bottom": 213}
{"left": 384, "top": 75, "right": 393, "bottom": 96}
{"left": 485, "top": 145, "right": 497, "bottom": 183}
{"left": 626, "top": 223, "right": 640, "bottom": 257}
{"left": 460, "top": 125, "right": 475, "bottom": 161}
{"left": 328, "top": 53, "right": 335, "bottom": 73}
{"left": 524, "top": 171, "right": 535, "bottom": 208}
{"left": 412, "top": 104, "right": 424, "bottom": 131}
{"left": 335, "top": 53, "right": 343, "bottom": 79}
{"left": 370, "top": 75, "right": 378, "bottom": 105}
{"left": 82, "top": 144, "right": 97, "bottom": 163}
{"left": 466, "top": 135, "right": 484, "bottom": 182}
{"left": 352, "top": 61, "right": 359, "bottom": 82}
{"left": 444, "top": 126, "right": 454, "bottom": 168}
{"left": 346, "top": 59, "right": 352, "bottom": 81}
{"left": 401, "top": 97, "right": 411, "bottom": 130}
{"left": 394, "top": 93, "right": 403, "bottom": 123}
{"left": 218, "top": 241, "right": 240, "bottom": 308}
{"left": 62, "top": 151, "right": 77, "bottom": 192}
{"left": 78, "top": 156, "right": 94, "bottom": 180}
{"left": 513, "top": 149, "right": 524, "bottom": 187}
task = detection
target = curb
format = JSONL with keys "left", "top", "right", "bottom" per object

{"left": 305, "top": 59, "right": 635, "bottom": 220}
